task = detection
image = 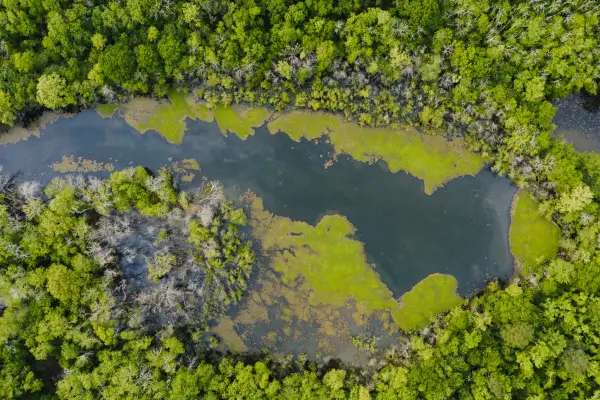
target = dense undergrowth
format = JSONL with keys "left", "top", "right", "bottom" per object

{"left": 2, "top": 0, "right": 600, "bottom": 397}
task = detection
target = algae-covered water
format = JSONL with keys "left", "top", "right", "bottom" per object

{"left": 0, "top": 105, "right": 517, "bottom": 363}
{"left": 0, "top": 109, "right": 515, "bottom": 295}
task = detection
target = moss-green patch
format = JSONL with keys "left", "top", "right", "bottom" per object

{"left": 267, "top": 111, "right": 340, "bottom": 141}
{"left": 509, "top": 191, "right": 561, "bottom": 273}
{"left": 247, "top": 193, "right": 401, "bottom": 326}
{"left": 172, "top": 158, "right": 200, "bottom": 171}
{"left": 396, "top": 273, "right": 462, "bottom": 331}
{"left": 169, "top": 158, "right": 200, "bottom": 183}
{"left": 120, "top": 89, "right": 214, "bottom": 144}
{"left": 268, "top": 111, "right": 483, "bottom": 194}
{"left": 120, "top": 91, "right": 270, "bottom": 143}
{"left": 211, "top": 317, "right": 248, "bottom": 352}
{"left": 51, "top": 155, "right": 115, "bottom": 173}
{"left": 96, "top": 104, "right": 119, "bottom": 118}
{"left": 214, "top": 105, "right": 270, "bottom": 139}
{"left": 218, "top": 193, "right": 468, "bottom": 361}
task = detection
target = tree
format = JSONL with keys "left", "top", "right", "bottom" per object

{"left": 0, "top": 90, "right": 16, "bottom": 124}
{"left": 46, "top": 263, "right": 85, "bottom": 302}
{"left": 99, "top": 42, "right": 136, "bottom": 84}
{"left": 500, "top": 322, "right": 534, "bottom": 349}
{"left": 557, "top": 184, "right": 594, "bottom": 214}
{"left": 36, "top": 73, "right": 73, "bottom": 109}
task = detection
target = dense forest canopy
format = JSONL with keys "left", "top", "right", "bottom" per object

{"left": 2, "top": 0, "right": 600, "bottom": 398}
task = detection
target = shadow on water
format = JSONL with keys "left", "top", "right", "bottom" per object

{"left": 553, "top": 93, "right": 600, "bottom": 153}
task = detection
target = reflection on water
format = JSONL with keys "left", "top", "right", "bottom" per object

{"left": 554, "top": 93, "right": 600, "bottom": 153}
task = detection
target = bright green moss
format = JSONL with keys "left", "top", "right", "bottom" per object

{"left": 120, "top": 89, "right": 214, "bottom": 144}
{"left": 214, "top": 105, "right": 270, "bottom": 139}
{"left": 396, "top": 273, "right": 462, "bottom": 331}
{"left": 268, "top": 111, "right": 483, "bottom": 194}
{"left": 267, "top": 111, "right": 341, "bottom": 141}
{"left": 120, "top": 92, "right": 270, "bottom": 143}
{"left": 510, "top": 191, "right": 561, "bottom": 274}
{"left": 96, "top": 104, "right": 119, "bottom": 118}
{"left": 249, "top": 194, "right": 401, "bottom": 326}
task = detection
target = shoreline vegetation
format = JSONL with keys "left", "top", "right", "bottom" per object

{"left": 2, "top": 0, "right": 600, "bottom": 396}
{"left": 212, "top": 191, "right": 464, "bottom": 360}
{"left": 116, "top": 93, "right": 484, "bottom": 194}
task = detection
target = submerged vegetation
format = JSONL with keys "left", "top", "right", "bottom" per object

{"left": 214, "top": 193, "right": 460, "bottom": 362}
{"left": 2, "top": 0, "right": 600, "bottom": 396}
{"left": 51, "top": 154, "right": 115, "bottom": 173}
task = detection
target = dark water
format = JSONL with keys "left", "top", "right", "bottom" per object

{"left": 554, "top": 93, "right": 600, "bottom": 152}
{"left": 0, "top": 110, "right": 515, "bottom": 297}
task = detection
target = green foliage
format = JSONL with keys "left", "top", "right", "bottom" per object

{"left": 99, "top": 42, "right": 136, "bottom": 84}
{"left": 108, "top": 166, "right": 176, "bottom": 216}
{"left": 0, "top": 167, "right": 258, "bottom": 399}
{"left": 2, "top": 0, "right": 600, "bottom": 397}
{"left": 36, "top": 73, "right": 74, "bottom": 109}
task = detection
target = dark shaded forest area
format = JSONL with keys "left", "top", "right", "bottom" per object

{"left": 2, "top": 0, "right": 600, "bottom": 398}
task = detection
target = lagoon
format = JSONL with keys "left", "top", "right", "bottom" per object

{"left": 0, "top": 107, "right": 518, "bottom": 362}
{"left": 0, "top": 109, "right": 515, "bottom": 296}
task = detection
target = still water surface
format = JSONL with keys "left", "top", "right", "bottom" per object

{"left": 554, "top": 93, "right": 600, "bottom": 152}
{"left": 0, "top": 110, "right": 515, "bottom": 296}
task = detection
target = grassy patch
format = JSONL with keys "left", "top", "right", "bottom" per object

{"left": 396, "top": 273, "right": 462, "bottom": 331}
{"left": 96, "top": 104, "right": 119, "bottom": 118}
{"left": 268, "top": 111, "right": 483, "bottom": 193}
{"left": 510, "top": 191, "right": 561, "bottom": 273}
{"left": 214, "top": 105, "right": 270, "bottom": 139}
{"left": 51, "top": 155, "right": 114, "bottom": 173}
{"left": 120, "top": 92, "right": 270, "bottom": 143}
{"left": 267, "top": 111, "right": 340, "bottom": 141}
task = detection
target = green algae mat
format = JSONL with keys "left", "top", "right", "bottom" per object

{"left": 101, "top": 96, "right": 483, "bottom": 193}
{"left": 509, "top": 191, "right": 561, "bottom": 274}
